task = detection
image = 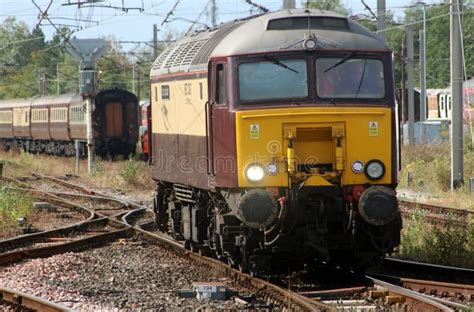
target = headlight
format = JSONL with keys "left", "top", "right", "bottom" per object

{"left": 245, "top": 163, "right": 265, "bottom": 182}
{"left": 365, "top": 160, "right": 385, "bottom": 180}
{"left": 351, "top": 160, "right": 364, "bottom": 173}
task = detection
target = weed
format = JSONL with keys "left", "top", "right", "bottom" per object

{"left": 92, "top": 159, "right": 105, "bottom": 177}
{"left": 399, "top": 142, "right": 474, "bottom": 209}
{"left": 119, "top": 156, "right": 139, "bottom": 183}
{"left": 0, "top": 186, "right": 32, "bottom": 236}
{"left": 398, "top": 210, "right": 474, "bottom": 268}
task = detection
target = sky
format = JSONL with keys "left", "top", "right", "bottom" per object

{"left": 0, "top": 0, "right": 440, "bottom": 51}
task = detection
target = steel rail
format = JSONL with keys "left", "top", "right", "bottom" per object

{"left": 401, "top": 278, "right": 472, "bottom": 310}
{"left": 382, "top": 257, "right": 474, "bottom": 285}
{"left": 3, "top": 175, "right": 139, "bottom": 220}
{"left": 133, "top": 227, "right": 329, "bottom": 311}
{"left": 0, "top": 286, "right": 72, "bottom": 312}
{"left": 11, "top": 187, "right": 131, "bottom": 208}
{"left": 398, "top": 199, "right": 473, "bottom": 218}
{"left": 0, "top": 217, "right": 108, "bottom": 253}
{"left": 367, "top": 276, "right": 455, "bottom": 312}
{"left": 398, "top": 199, "right": 473, "bottom": 226}
{"left": 5, "top": 175, "right": 462, "bottom": 311}
{"left": 0, "top": 226, "right": 132, "bottom": 266}
{"left": 31, "top": 172, "right": 144, "bottom": 209}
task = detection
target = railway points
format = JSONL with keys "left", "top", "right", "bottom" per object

{"left": 1, "top": 1, "right": 474, "bottom": 310}
{"left": 1, "top": 174, "right": 473, "bottom": 310}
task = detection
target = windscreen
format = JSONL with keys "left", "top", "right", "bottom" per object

{"left": 316, "top": 58, "right": 385, "bottom": 99}
{"left": 238, "top": 59, "right": 308, "bottom": 101}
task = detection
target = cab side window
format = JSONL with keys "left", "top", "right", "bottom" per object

{"left": 161, "top": 85, "right": 170, "bottom": 100}
{"left": 215, "top": 64, "right": 227, "bottom": 105}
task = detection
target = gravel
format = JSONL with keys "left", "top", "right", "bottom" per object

{"left": 0, "top": 238, "right": 257, "bottom": 311}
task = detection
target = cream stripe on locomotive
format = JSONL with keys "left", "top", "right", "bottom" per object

{"left": 151, "top": 78, "right": 208, "bottom": 137}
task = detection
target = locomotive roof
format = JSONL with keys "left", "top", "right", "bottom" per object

{"left": 150, "top": 8, "right": 389, "bottom": 77}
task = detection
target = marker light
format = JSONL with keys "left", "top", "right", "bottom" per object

{"left": 267, "top": 163, "right": 279, "bottom": 175}
{"left": 365, "top": 160, "right": 385, "bottom": 180}
{"left": 245, "top": 164, "right": 265, "bottom": 182}
{"left": 351, "top": 160, "right": 364, "bottom": 173}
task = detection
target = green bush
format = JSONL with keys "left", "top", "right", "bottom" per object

{"left": 399, "top": 210, "right": 474, "bottom": 268}
{"left": 119, "top": 156, "right": 139, "bottom": 183}
{"left": 0, "top": 186, "right": 32, "bottom": 231}
{"left": 399, "top": 209, "right": 430, "bottom": 259}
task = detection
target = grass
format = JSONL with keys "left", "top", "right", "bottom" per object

{"left": 398, "top": 209, "right": 474, "bottom": 268}
{"left": 0, "top": 150, "right": 154, "bottom": 195}
{"left": 397, "top": 139, "right": 474, "bottom": 267}
{"left": 398, "top": 138, "right": 474, "bottom": 209}
{"left": 0, "top": 186, "right": 32, "bottom": 238}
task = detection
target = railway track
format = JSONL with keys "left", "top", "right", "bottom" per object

{"left": 398, "top": 198, "right": 473, "bottom": 226}
{"left": 294, "top": 272, "right": 473, "bottom": 310}
{"left": 380, "top": 257, "right": 474, "bottom": 285}
{"left": 1, "top": 175, "right": 473, "bottom": 311}
{"left": 1, "top": 175, "right": 323, "bottom": 311}
{"left": 0, "top": 287, "right": 70, "bottom": 312}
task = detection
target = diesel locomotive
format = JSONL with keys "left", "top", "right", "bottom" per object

{"left": 0, "top": 89, "right": 139, "bottom": 158}
{"left": 150, "top": 9, "right": 401, "bottom": 273}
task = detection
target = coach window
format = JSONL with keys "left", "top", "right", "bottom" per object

{"left": 215, "top": 64, "right": 227, "bottom": 105}
{"left": 154, "top": 86, "right": 158, "bottom": 102}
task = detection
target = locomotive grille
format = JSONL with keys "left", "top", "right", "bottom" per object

{"left": 192, "top": 22, "right": 243, "bottom": 65}
{"left": 160, "top": 40, "right": 208, "bottom": 69}
{"left": 151, "top": 48, "right": 172, "bottom": 71}
{"left": 173, "top": 184, "right": 195, "bottom": 203}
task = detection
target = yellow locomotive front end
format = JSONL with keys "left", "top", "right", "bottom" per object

{"left": 236, "top": 106, "right": 393, "bottom": 188}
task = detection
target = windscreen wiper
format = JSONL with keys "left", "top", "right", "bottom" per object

{"left": 324, "top": 52, "right": 356, "bottom": 73}
{"left": 264, "top": 55, "right": 299, "bottom": 74}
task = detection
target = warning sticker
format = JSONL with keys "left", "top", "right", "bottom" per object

{"left": 250, "top": 124, "right": 260, "bottom": 139}
{"left": 369, "top": 121, "right": 378, "bottom": 136}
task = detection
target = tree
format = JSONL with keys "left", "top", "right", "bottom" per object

{"left": 303, "top": 0, "right": 350, "bottom": 16}
{"left": 404, "top": 4, "right": 473, "bottom": 88}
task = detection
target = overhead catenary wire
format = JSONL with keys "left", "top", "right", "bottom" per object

{"left": 161, "top": 0, "right": 180, "bottom": 26}
{"left": 375, "top": 10, "right": 473, "bottom": 34}
{"left": 244, "top": 0, "right": 269, "bottom": 13}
